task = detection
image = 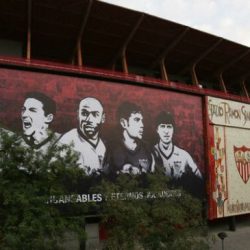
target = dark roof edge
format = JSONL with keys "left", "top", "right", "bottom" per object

{"left": 0, "top": 56, "right": 249, "bottom": 104}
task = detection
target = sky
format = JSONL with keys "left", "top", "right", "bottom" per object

{"left": 101, "top": 0, "right": 250, "bottom": 47}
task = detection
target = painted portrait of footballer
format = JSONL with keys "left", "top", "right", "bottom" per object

{"left": 0, "top": 68, "right": 205, "bottom": 197}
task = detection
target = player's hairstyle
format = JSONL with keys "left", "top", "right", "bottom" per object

{"left": 155, "top": 111, "right": 175, "bottom": 128}
{"left": 117, "top": 101, "right": 143, "bottom": 121}
{"left": 25, "top": 92, "right": 56, "bottom": 116}
{"left": 79, "top": 97, "right": 104, "bottom": 111}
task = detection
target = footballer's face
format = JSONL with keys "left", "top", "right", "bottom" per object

{"left": 123, "top": 113, "right": 144, "bottom": 140}
{"left": 21, "top": 98, "right": 49, "bottom": 136}
{"left": 78, "top": 98, "right": 105, "bottom": 139}
{"left": 157, "top": 123, "right": 174, "bottom": 144}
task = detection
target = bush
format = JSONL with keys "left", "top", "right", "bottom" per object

{"left": 0, "top": 130, "right": 86, "bottom": 250}
{"left": 93, "top": 173, "right": 208, "bottom": 250}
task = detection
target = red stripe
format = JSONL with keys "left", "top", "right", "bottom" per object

{"left": 246, "top": 163, "right": 249, "bottom": 182}
{"left": 241, "top": 163, "right": 244, "bottom": 181}
{"left": 248, "top": 163, "right": 250, "bottom": 179}
{"left": 242, "top": 163, "right": 244, "bottom": 182}
{"left": 244, "top": 163, "right": 247, "bottom": 183}
{"left": 240, "top": 163, "right": 243, "bottom": 179}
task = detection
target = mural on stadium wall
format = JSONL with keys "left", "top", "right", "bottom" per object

{"left": 207, "top": 96, "right": 250, "bottom": 219}
{"left": 0, "top": 68, "right": 205, "bottom": 201}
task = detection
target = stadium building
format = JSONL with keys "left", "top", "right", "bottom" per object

{"left": 1, "top": 0, "right": 250, "bottom": 249}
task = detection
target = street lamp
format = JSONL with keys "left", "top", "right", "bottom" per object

{"left": 217, "top": 232, "right": 227, "bottom": 250}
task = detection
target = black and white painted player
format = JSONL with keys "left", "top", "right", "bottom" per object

{"left": 58, "top": 97, "right": 106, "bottom": 175}
{"left": 21, "top": 92, "right": 60, "bottom": 152}
{"left": 154, "top": 111, "right": 202, "bottom": 179}
{"left": 109, "top": 101, "right": 154, "bottom": 175}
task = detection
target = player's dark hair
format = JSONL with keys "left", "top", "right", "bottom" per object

{"left": 25, "top": 92, "right": 56, "bottom": 116}
{"left": 117, "top": 101, "right": 142, "bottom": 121}
{"left": 155, "top": 111, "right": 175, "bottom": 128}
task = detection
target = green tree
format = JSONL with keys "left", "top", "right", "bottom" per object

{"left": 0, "top": 130, "right": 86, "bottom": 250}
{"left": 93, "top": 173, "right": 209, "bottom": 250}
{"left": 0, "top": 129, "right": 209, "bottom": 250}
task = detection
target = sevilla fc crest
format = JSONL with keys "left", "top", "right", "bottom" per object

{"left": 234, "top": 146, "right": 250, "bottom": 184}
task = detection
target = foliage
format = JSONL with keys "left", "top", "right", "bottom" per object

{"left": 93, "top": 173, "right": 209, "bottom": 250}
{"left": 0, "top": 130, "right": 86, "bottom": 250}
{"left": 0, "top": 129, "right": 209, "bottom": 250}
